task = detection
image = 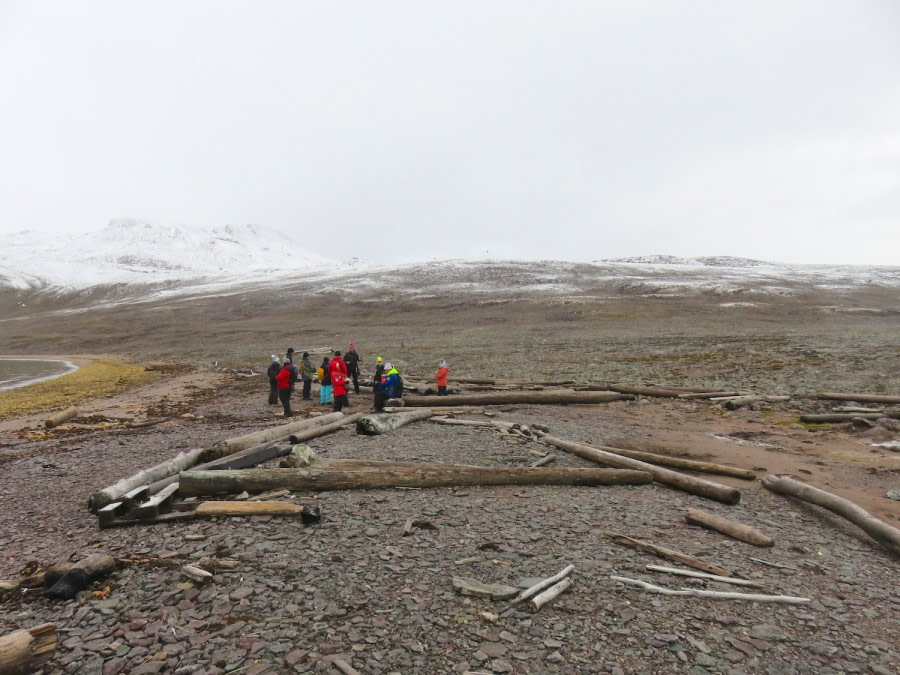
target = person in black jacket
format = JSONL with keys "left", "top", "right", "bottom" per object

{"left": 344, "top": 342, "right": 361, "bottom": 394}
{"left": 266, "top": 355, "right": 281, "bottom": 405}
{"left": 372, "top": 355, "right": 385, "bottom": 411}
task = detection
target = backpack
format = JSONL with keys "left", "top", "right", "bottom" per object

{"left": 316, "top": 367, "right": 325, "bottom": 382}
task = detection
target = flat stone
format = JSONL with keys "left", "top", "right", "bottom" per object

{"left": 749, "top": 624, "right": 787, "bottom": 641}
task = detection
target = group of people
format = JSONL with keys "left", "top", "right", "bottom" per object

{"left": 267, "top": 343, "right": 449, "bottom": 417}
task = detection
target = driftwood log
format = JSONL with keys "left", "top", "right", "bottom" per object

{"left": 0, "top": 623, "right": 58, "bottom": 674}
{"left": 596, "top": 445, "right": 755, "bottom": 480}
{"left": 356, "top": 409, "right": 433, "bottom": 435}
{"left": 685, "top": 508, "right": 774, "bottom": 547}
{"left": 288, "top": 413, "right": 364, "bottom": 443}
{"left": 44, "top": 407, "right": 79, "bottom": 429}
{"left": 208, "top": 412, "right": 346, "bottom": 457}
{"left": 506, "top": 565, "right": 574, "bottom": 608}
{"left": 611, "top": 576, "right": 809, "bottom": 604}
{"left": 88, "top": 448, "right": 205, "bottom": 512}
{"left": 539, "top": 434, "right": 741, "bottom": 504}
{"left": 45, "top": 553, "right": 116, "bottom": 600}
{"left": 762, "top": 475, "right": 900, "bottom": 557}
{"left": 645, "top": 565, "right": 765, "bottom": 588}
{"left": 384, "top": 405, "right": 484, "bottom": 415}
{"left": 401, "top": 391, "right": 635, "bottom": 407}
{"left": 607, "top": 385, "right": 685, "bottom": 398}
{"left": 816, "top": 392, "right": 900, "bottom": 404}
{"left": 530, "top": 578, "right": 572, "bottom": 611}
{"left": 178, "top": 465, "right": 652, "bottom": 496}
{"left": 607, "top": 533, "right": 733, "bottom": 577}
{"left": 194, "top": 501, "right": 304, "bottom": 517}
{"left": 800, "top": 413, "right": 897, "bottom": 423}
{"left": 452, "top": 577, "right": 518, "bottom": 599}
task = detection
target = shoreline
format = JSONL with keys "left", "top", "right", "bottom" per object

{"left": 0, "top": 357, "right": 80, "bottom": 392}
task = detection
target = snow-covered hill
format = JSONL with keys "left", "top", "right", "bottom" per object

{"left": 0, "top": 218, "right": 338, "bottom": 289}
{"left": 0, "top": 221, "right": 897, "bottom": 309}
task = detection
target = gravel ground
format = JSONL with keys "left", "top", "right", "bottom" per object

{"left": 1, "top": 378, "right": 898, "bottom": 675}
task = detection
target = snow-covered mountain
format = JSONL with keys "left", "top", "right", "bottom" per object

{"left": 0, "top": 221, "right": 897, "bottom": 309}
{"left": 0, "top": 218, "right": 338, "bottom": 290}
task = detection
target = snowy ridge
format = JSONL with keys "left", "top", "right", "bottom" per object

{"left": 0, "top": 218, "right": 338, "bottom": 289}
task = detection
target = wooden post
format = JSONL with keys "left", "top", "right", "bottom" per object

{"left": 178, "top": 465, "right": 652, "bottom": 496}
{"left": 0, "top": 624, "right": 57, "bottom": 674}
{"left": 762, "top": 475, "right": 900, "bottom": 557}
{"left": 539, "top": 434, "right": 741, "bottom": 504}
{"left": 44, "top": 407, "right": 79, "bottom": 429}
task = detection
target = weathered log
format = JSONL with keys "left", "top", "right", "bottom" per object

{"left": 762, "top": 475, "right": 900, "bottom": 557}
{"left": 816, "top": 392, "right": 900, "bottom": 404}
{"left": 401, "top": 391, "right": 635, "bottom": 407}
{"left": 0, "top": 623, "right": 57, "bottom": 674}
{"left": 88, "top": 447, "right": 205, "bottom": 512}
{"left": 288, "top": 413, "right": 364, "bottom": 443}
{"left": 685, "top": 508, "right": 774, "bottom": 547}
{"left": 208, "top": 412, "right": 346, "bottom": 457}
{"left": 45, "top": 553, "right": 116, "bottom": 600}
{"left": 530, "top": 577, "right": 572, "bottom": 611}
{"left": 611, "top": 576, "right": 809, "bottom": 603}
{"left": 145, "top": 441, "right": 293, "bottom": 496}
{"left": 800, "top": 413, "right": 896, "bottom": 423}
{"left": 607, "top": 533, "right": 733, "bottom": 577}
{"left": 608, "top": 385, "right": 686, "bottom": 398}
{"left": 356, "top": 409, "right": 433, "bottom": 435}
{"left": 539, "top": 434, "right": 741, "bottom": 504}
{"left": 44, "top": 406, "right": 79, "bottom": 429}
{"left": 451, "top": 377, "right": 497, "bottom": 384}
{"left": 194, "top": 501, "right": 304, "bottom": 517}
{"left": 332, "top": 659, "right": 362, "bottom": 675}
{"left": 716, "top": 395, "right": 790, "bottom": 410}
{"left": 530, "top": 454, "right": 557, "bottom": 468}
{"left": 429, "top": 417, "right": 492, "bottom": 427}
{"left": 832, "top": 406, "right": 885, "bottom": 413}
{"left": 645, "top": 565, "right": 765, "bottom": 588}
{"left": 178, "top": 465, "right": 652, "bottom": 496}
{"left": 678, "top": 391, "right": 742, "bottom": 399}
{"left": 452, "top": 577, "right": 518, "bottom": 599}
{"left": 507, "top": 565, "right": 574, "bottom": 607}
{"left": 385, "top": 405, "right": 484, "bottom": 415}
{"left": 182, "top": 565, "right": 214, "bottom": 583}
{"left": 595, "top": 445, "right": 756, "bottom": 480}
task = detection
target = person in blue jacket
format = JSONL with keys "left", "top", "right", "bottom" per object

{"left": 379, "top": 363, "right": 402, "bottom": 401}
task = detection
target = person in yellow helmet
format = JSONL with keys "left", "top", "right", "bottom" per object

{"left": 373, "top": 356, "right": 386, "bottom": 411}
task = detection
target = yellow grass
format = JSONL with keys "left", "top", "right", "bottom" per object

{"left": 0, "top": 357, "right": 158, "bottom": 421}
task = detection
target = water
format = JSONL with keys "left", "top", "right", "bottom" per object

{"left": 0, "top": 358, "right": 79, "bottom": 391}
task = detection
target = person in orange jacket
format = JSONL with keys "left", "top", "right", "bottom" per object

{"left": 435, "top": 360, "right": 449, "bottom": 396}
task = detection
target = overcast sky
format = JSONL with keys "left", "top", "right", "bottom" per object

{"left": 1, "top": 2, "right": 898, "bottom": 265}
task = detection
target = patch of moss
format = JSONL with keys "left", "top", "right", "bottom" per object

{"left": 0, "top": 357, "right": 159, "bottom": 421}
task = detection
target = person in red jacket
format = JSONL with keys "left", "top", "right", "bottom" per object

{"left": 275, "top": 362, "right": 294, "bottom": 417}
{"left": 435, "top": 360, "right": 449, "bottom": 396}
{"left": 332, "top": 368, "right": 350, "bottom": 412}
{"left": 329, "top": 350, "right": 349, "bottom": 384}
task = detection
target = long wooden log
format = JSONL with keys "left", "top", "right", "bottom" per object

{"left": 45, "top": 553, "right": 116, "bottom": 600}
{"left": 401, "top": 391, "right": 635, "bottom": 407}
{"left": 607, "top": 533, "right": 733, "bottom": 577}
{"left": 178, "top": 465, "right": 652, "bottom": 496}
{"left": 88, "top": 447, "right": 205, "bottom": 512}
{"left": 762, "top": 475, "right": 900, "bottom": 557}
{"left": 611, "top": 576, "right": 809, "bottom": 604}
{"left": 800, "top": 413, "right": 897, "bottom": 423}
{"left": 608, "top": 385, "right": 685, "bottom": 398}
{"left": 194, "top": 501, "right": 303, "bottom": 517}
{"left": 288, "top": 413, "right": 364, "bottom": 443}
{"left": 209, "top": 412, "right": 345, "bottom": 457}
{"left": 540, "top": 434, "right": 741, "bottom": 504}
{"left": 385, "top": 405, "right": 484, "bottom": 415}
{"left": 0, "top": 624, "right": 58, "bottom": 674}
{"left": 685, "top": 508, "right": 774, "bottom": 547}
{"left": 44, "top": 407, "right": 79, "bottom": 428}
{"left": 645, "top": 565, "right": 765, "bottom": 588}
{"left": 356, "top": 409, "right": 433, "bottom": 435}
{"left": 593, "top": 444, "right": 756, "bottom": 480}
{"left": 678, "top": 391, "right": 742, "bottom": 399}
{"left": 816, "top": 392, "right": 900, "bottom": 404}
